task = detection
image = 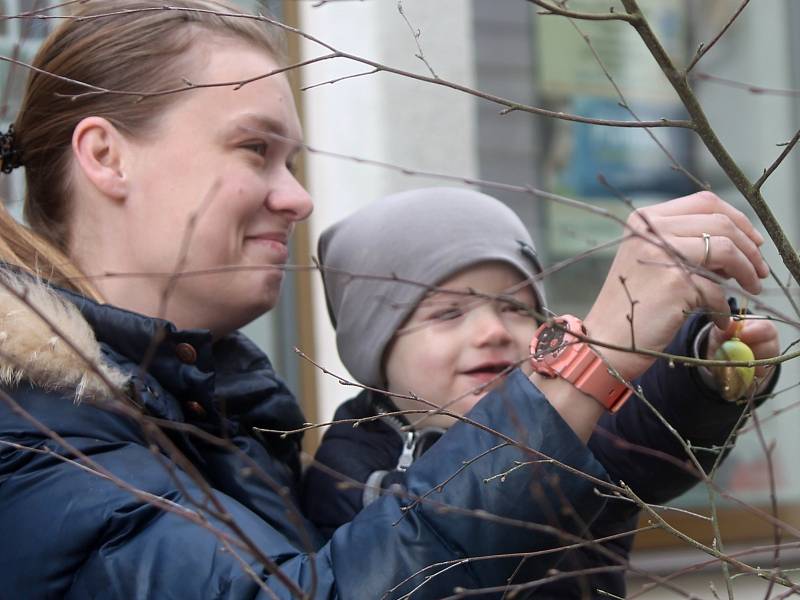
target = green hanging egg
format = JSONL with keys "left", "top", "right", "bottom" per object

{"left": 711, "top": 337, "right": 755, "bottom": 401}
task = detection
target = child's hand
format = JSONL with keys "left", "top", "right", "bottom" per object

{"left": 706, "top": 318, "right": 780, "bottom": 381}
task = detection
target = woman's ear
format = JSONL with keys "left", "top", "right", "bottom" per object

{"left": 71, "top": 116, "right": 128, "bottom": 200}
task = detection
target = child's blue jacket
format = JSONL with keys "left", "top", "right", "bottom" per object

{"left": 304, "top": 314, "right": 771, "bottom": 598}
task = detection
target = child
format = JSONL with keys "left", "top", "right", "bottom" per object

{"left": 305, "top": 187, "right": 778, "bottom": 598}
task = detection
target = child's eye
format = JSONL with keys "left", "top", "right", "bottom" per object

{"left": 429, "top": 307, "right": 464, "bottom": 321}
{"left": 500, "top": 302, "right": 534, "bottom": 317}
{"left": 242, "top": 141, "right": 268, "bottom": 157}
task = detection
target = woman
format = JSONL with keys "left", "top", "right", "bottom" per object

{"left": 0, "top": 1, "right": 776, "bottom": 598}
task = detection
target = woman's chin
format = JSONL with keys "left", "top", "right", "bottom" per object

{"left": 227, "top": 269, "right": 285, "bottom": 316}
{"left": 206, "top": 294, "right": 277, "bottom": 337}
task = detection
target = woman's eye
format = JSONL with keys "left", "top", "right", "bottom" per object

{"left": 430, "top": 307, "right": 463, "bottom": 321}
{"left": 243, "top": 141, "right": 268, "bottom": 157}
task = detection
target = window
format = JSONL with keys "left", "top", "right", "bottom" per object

{"left": 18, "top": 0, "right": 52, "bottom": 40}
{"left": 473, "top": 0, "right": 800, "bottom": 554}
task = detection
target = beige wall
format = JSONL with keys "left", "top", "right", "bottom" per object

{"left": 297, "top": 0, "right": 480, "bottom": 421}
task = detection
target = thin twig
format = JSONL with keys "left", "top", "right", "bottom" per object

{"left": 694, "top": 72, "right": 800, "bottom": 97}
{"left": 0, "top": 393, "right": 290, "bottom": 599}
{"left": 439, "top": 565, "right": 700, "bottom": 600}
{"left": 0, "top": 0, "right": 85, "bottom": 22}
{"left": 3, "top": 6, "right": 694, "bottom": 129}
{"left": 770, "top": 267, "right": 800, "bottom": 320}
{"left": 396, "top": 0, "right": 437, "bottom": 79}
{"left": 385, "top": 525, "right": 660, "bottom": 600}
{"left": 565, "top": 18, "right": 709, "bottom": 190}
{"left": 301, "top": 68, "right": 379, "bottom": 91}
{"left": 594, "top": 490, "right": 711, "bottom": 521}
{"left": 0, "top": 277, "right": 309, "bottom": 596}
{"left": 400, "top": 443, "right": 511, "bottom": 516}
{"left": 748, "top": 401, "right": 782, "bottom": 599}
{"left": 685, "top": 0, "right": 751, "bottom": 73}
{"left": 527, "top": 0, "right": 636, "bottom": 22}
{"left": 619, "top": 276, "right": 638, "bottom": 351}
{"left": 738, "top": 383, "right": 800, "bottom": 433}
{"left": 625, "top": 484, "right": 800, "bottom": 591}
{"left": 754, "top": 128, "right": 800, "bottom": 191}
{"left": 628, "top": 540, "right": 800, "bottom": 599}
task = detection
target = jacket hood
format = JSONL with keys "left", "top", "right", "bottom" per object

{"left": 0, "top": 271, "right": 128, "bottom": 399}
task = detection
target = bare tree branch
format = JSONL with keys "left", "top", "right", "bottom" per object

{"left": 564, "top": 18, "right": 709, "bottom": 190}
{"left": 527, "top": 0, "right": 636, "bottom": 23}
{"left": 625, "top": 483, "right": 800, "bottom": 591}
{"left": 5, "top": 7, "right": 693, "bottom": 129}
{"left": 620, "top": 0, "right": 800, "bottom": 287}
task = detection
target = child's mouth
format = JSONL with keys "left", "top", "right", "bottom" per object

{"left": 462, "top": 362, "right": 513, "bottom": 384}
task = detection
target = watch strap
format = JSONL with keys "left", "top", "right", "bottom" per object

{"left": 552, "top": 343, "right": 631, "bottom": 412}
{"left": 530, "top": 315, "right": 632, "bottom": 413}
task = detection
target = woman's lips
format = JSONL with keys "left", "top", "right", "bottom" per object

{"left": 245, "top": 234, "right": 290, "bottom": 262}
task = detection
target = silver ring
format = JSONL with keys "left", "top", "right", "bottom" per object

{"left": 701, "top": 232, "right": 712, "bottom": 267}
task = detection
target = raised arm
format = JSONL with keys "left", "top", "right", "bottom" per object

{"left": 532, "top": 192, "right": 769, "bottom": 444}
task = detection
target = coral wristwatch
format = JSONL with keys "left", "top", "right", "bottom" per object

{"left": 529, "top": 315, "right": 632, "bottom": 413}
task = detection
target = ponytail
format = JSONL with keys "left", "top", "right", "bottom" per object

{"left": 0, "top": 203, "right": 101, "bottom": 300}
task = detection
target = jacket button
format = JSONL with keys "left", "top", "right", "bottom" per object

{"left": 185, "top": 400, "right": 207, "bottom": 419}
{"left": 175, "top": 342, "right": 197, "bottom": 364}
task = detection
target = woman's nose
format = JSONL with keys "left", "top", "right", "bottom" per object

{"left": 266, "top": 169, "right": 313, "bottom": 222}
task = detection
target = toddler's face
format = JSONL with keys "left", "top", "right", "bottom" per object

{"left": 384, "top": 262, "right": 539, "bottom": 429}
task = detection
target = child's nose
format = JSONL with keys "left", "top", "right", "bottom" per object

{"left": 471, "top": 307, "right": 513, "bottom": 347}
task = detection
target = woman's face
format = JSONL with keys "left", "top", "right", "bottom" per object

{"left": 116, "top": 38, "right": 311, "bottom": 335}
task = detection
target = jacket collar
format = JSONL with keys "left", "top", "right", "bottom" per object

{"left": 65, "top": 288, "right": 304, "bottom": 431}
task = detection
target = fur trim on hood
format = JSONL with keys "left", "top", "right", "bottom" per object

{"left": 0, "top": 272, "right": 128, "bottom": 400}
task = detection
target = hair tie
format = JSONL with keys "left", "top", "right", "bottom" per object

{"left": 0, "top": 125, "right": 23, "bottom": 174}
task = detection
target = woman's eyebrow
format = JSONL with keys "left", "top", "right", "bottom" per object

{"left": 236, "top": 113, "right": 288, "bottom": 137}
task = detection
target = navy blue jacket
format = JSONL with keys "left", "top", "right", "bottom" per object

{"left": 0, "top": 277, "right": 618, "bottom": 599}
{"left": 304, "top": 315, "right": 773, "bottom": 598}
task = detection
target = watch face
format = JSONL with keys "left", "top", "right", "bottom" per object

{"left": 534, "top": 322, "right": 568, "bottom": 359}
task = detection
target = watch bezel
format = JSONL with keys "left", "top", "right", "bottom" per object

{"left": 530, "top": 315, "right": 632, "bottom": 412}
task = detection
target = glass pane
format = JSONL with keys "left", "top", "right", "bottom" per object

{"left": 0, "top": 1, "right": 8, "bottom": 37}
{"left": 19, "top": 0, "right": 52, "bottom": 40}
{"left": 532, "top": 0, "right": 694, "bottom": 317}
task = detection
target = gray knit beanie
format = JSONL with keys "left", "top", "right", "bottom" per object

{"left": 318, "top": 187, "right": 545, "bottom": 388}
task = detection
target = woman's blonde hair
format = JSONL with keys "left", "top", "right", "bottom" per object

{"left": 2, "top": 0, "right": 286, "bottom": 297}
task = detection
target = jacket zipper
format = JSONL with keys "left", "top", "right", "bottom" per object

{"left": 376, "top": 411, "right": 417, "bottom": 472}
